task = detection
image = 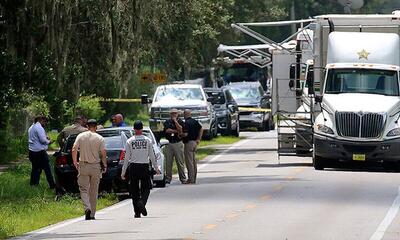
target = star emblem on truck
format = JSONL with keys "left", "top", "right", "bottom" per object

{"left": 357, "top": 49, "right": 370, "bottom": 60}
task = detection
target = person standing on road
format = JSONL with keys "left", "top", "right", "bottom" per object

{"left": 182, "top": 109, "right": 203, "bottom": 184}
{"left": 72, "top": 119, "right": 107, "bottom": 220}
{"left": 163, "top": 108, "right": 187, "bottom": 184}
{"left": 57, "top": 116, "right": 87, "bottom": 149}
{"left": 28, "top": 115, "right": 56, "bottom": 189}
{"left": 121, "top": 120, "right": 160, "bottom": 218}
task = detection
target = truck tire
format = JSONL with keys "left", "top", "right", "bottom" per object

{"left": 313, "top": 155, "right": 325, "bottom": 170}
{"left": 232, "top": 121, "right": 240, "bottom": 137}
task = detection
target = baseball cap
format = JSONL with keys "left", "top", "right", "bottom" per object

{"left": 87, "top": 119, "right": 97, "bottom": 125}
{"left": 170, "top": 108, "right": 179, "bottom": 114}
{"left": 133, "top": 120, "right": 143, "bottom": 130}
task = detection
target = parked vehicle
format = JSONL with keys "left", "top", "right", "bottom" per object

{"left": 204, "top": 87, "right": 240, "bottom": 136}
{"left": 225, "top": 82, "right": 274, "bottom": 131}
{"left": 313, "top": 26, "right": 400, "bottom": 170}
{"left": 54, "top": 127, "right": 167, "bottom": 193}
{"left": 144, "top": 84, "right": 217, "bottom": 140}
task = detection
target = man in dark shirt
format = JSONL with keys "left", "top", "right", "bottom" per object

{"left": 163, "top": 108, "right": 187, "bottom": 184}
{"left": 182, "top": 109, "right": 203, "bottom": 184}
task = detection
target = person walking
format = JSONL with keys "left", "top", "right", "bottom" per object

{"left": 121, "top": 120, "right": 160, "bottom": 218}
{"left": 72, "top": 119, "right": 107, "bottom": 220}
{"left": 28, "top": 115, "right": 56, "bottom": 189}
{"left": 182, "top": 109, "right": 203, "bottom": 184}
{"left": 163, "top": 108, "right": 187, "bottom": 184}
{"left": 57, "top": 116, "right": 87, "bottom": 149}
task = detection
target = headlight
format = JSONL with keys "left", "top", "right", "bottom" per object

{"left": 316, "top": 124, "right": 334, "bottom": 135}
{"left": 387, "top": 128, "right": 400, "bottom": 137}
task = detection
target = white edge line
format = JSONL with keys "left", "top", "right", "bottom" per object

{"left": 14, "top": 134, "right": 257, "bottom": 240}
{"left": 370, "top": 186, "right": 400, "bottom": 240}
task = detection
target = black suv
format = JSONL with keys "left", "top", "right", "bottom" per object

{"left": 204, "top": 88, "right": 239, "bottom": 136}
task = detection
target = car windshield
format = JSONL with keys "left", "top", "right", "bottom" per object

{"left": 155, "top": 87, "right": 204, "bottom": 102}
{"left": 206, "top": 91, "right": 225, "bottom": 104}
{"left": 229, "top": 85, "right": 263, "bottom": 101}
{"left": 223, "top": 64, "right": 260, "bottom": 83}
{"left": 325, "top": 69, "right": 399, "bottom": 96}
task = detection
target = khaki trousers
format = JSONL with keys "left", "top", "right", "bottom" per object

{"left": 166, "top": 141, "right": 186, "bottom": 182}
{"left": 184, "top": 141, "right": 198, "bottom": 183}
{"left": 77, "top": 162, "right": 101, "bottom": 217}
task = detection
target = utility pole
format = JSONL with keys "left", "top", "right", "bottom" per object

{"left": 290, "top": 0, "right": 296, "bottom": 34}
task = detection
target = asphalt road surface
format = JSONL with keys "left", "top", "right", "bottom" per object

{"left": 17, "top": 131, "right": 400, "bottom": 240}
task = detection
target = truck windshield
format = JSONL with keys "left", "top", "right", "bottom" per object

{"left": 325, "top": 69, "right": 399, "bottom": 96}
{"left": 229, "top": 85, "right": 263, "bottom": 101}
{"left": 155, "top": 87, "right": 204, "bottom": 102}
{"left": 223, "top": 64, "right": 261, "bottom": 83}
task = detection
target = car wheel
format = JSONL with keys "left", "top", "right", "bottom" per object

{"left": 269, "top": 118, "right": 275, "bottom": 130}
{"left": 222, "top": 118, "right": 231, "bottom": 136}
{"left": 313, "top": 154, "right": 325, "bottom": 170}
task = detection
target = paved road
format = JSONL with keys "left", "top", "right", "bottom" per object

{"left": 17, "top": 131, "right": 400, "bottom": 240}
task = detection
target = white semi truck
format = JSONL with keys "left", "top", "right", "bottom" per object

{"left": 312, "top": 14, "right": 400, "bottom": 170}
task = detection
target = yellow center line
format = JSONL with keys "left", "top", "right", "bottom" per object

{"left": 286, "top": 176, "right": 295, "bottom": 180}
{"left": 226, "top": 212, "right": 238, "bottom": 219}
{"left": 274, "top": 185, "right": 284, "bottom": 191}
{"left": 245, "top": 203, "right": 257, "bottom": 209}
{"left": 259, "top": 194, "right": 271, "bottom": 201}
{"left": 204, "top": 224, "right": 218, "bottom": 230}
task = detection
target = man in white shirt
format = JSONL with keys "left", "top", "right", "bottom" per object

{"left": 121, "top": 120, "right": 160, "bottom": 218}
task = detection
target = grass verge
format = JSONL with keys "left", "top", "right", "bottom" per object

{"left": 0, "top": 135, "right": 242, "bottom": 239}
{"left": 0, "top": 162, "right": 118, "bottom": 239}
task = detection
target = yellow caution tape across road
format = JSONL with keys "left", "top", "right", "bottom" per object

{"left": 101, "top": 98, "right": 142, "bottom": 103}
{"left": 238, "top": 107, "right": 271, "bottom": 112}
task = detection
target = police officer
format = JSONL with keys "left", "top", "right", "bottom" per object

{"left": 163, "top": 108, "right": 187, "bottom": 184}
{"left": 182, "top": 109, "right": 203, "bottom": 184}
{"left": 72, "top": 119, "right": 107, "bottom": 220}
{"left": 57, "top": 116, "right": 87, "bottom": 149}
{"left": 121, "top": 120, "right": 160, "bottom": 218}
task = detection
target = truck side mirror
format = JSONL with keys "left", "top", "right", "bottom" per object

{"left": 306, "top": 74, "right": 315, "bottom": 95}
{"left": 141, "top": 94, "right": 152, "bottom": 104}
{"left": 315, "top": 94, "right": 323, "bottom": 103}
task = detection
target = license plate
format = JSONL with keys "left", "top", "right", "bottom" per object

{"left": 353, "top": 154, "right": 366, "bottom": 161}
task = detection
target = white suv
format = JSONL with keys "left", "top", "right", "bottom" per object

{"left": 148, "top": 84, "right": 216, "bottom": 140}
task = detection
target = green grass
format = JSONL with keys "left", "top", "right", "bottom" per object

{"left": 198, "top": 135, "right": 243, "bottom": 148}
{"left": 0, "top": 162, "right": 118, "bottom": 239}
{"left": 48, "top": 131, "right": 59, "bottom": 150}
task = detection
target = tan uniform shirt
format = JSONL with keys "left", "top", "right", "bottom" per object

{"left": 73, "top": 131, "right": 105, "bottom": 163}
{"left": 58, "top": 124, "right": 87, "bottom": 147}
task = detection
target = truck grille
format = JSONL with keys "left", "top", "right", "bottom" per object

{"left": 335, "top": 112, "right": 385, "bottom": 138}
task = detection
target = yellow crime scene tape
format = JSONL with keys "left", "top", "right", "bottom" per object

{"left": 238, "top": 107, "right": 271, "bottom": 112}
{"left": 101, "top": 98, "right": 142, "bottom": 103}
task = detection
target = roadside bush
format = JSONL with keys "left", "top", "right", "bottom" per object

{"left": 65, "top": 94, "right": 105, "bottom": 121}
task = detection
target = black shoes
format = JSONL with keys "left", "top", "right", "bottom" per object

{"left": 137, "top": 201, "right": 147, "bottom": 216}
{"left": 85, "top": 209, "right": 92, "bottom": 220}
{"left": 134, "top": 214, "right": 141, "bottom": 218}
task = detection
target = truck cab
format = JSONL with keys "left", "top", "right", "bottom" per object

{"left": 313, "top": 31, "right": 400, "bottom": 170}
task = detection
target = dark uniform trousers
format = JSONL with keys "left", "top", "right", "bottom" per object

{"left": 128, "top": 163, "right": 152, "bottom": 215}
{"left": 29, "top": 150, "right": 55, "bottom": 188}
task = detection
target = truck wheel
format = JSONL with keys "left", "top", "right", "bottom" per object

{"left": 269, "top": 119, "right": 275, "bottom": 130}
{"left": 313, "top": 155, "right": 325, "bottom": 170}
{"left": 232, "top": 121, "right": 240, "bottom": 137}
